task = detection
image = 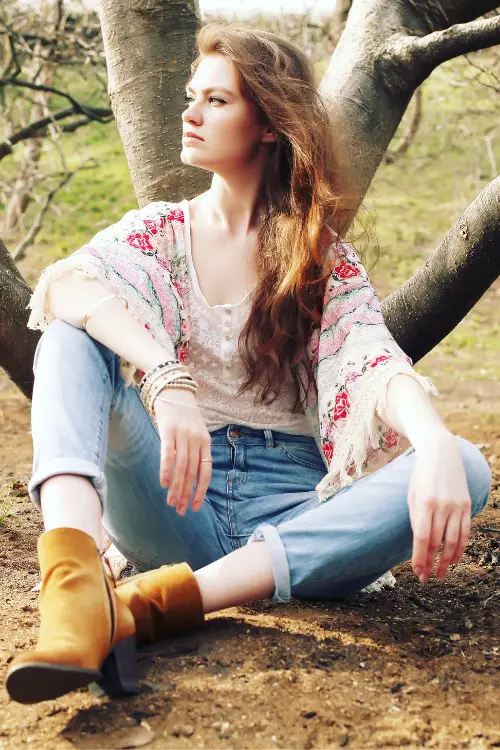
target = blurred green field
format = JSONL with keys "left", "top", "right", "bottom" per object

{"left": 4, "top": 47, "right": 499, "bottom": 403}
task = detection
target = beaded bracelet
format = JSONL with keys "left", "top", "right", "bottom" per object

{"left": 138, "top": 361, "right": 182, "bottom": 395}
{"left": 141, "top": 369, "right": 198, "bottom": 405}
{"left": 140, "top": 365, "right": 195, "bottom": 400}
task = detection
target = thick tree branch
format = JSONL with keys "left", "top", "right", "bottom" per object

{"left": 390, "top": 16, "right": 500, "bottom": 77}
{"left": 381, "top": 177, "right": 500, "bottom": 363}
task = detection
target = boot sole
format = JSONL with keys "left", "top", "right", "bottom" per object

{"left": 6, "top": 635, "right": 140, "bottom": 704}
{"left": 5, "top": 662, "right": 102, "bottom": 704}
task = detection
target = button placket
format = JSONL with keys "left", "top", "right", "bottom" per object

{"left": 223, "top": 307, "right": 232, "bottom": 375}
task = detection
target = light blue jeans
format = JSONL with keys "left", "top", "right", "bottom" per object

{"left": 28, "top": 320, "right": 491, "bottom": 602}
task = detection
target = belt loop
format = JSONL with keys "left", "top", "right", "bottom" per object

{"left": 264, "top": 428, "right": 274, "bottom": 448}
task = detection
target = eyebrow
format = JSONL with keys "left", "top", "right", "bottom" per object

{"left": 185, "top": 85, "right": 234, "bottom": 97}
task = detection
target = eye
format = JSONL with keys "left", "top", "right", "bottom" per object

{"left": 183, "top": 95, "right": 226, "bottom": 106}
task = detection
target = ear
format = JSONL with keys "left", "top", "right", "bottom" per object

{"left": 261, "top": 126, "right": 277, "bottom": 144}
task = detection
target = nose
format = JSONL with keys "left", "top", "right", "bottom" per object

{"left": 182, "top": 101, "right": 202, "bottom": 126}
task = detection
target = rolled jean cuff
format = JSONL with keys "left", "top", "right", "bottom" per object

{"left": 246, "top": 523, "right": 291, "bottom": 603}
{"left": 28, "top": 458, "right": 107, "bottom": 513}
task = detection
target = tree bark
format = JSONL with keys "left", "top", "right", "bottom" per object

{"left": 381, "top": 176, "right": 500, "bottom": 363}
{"left": 0, "top": 239, "right": 39, "bottom": 399}
{"left": 98, "top": 0, "right": 211, "bottom": 207}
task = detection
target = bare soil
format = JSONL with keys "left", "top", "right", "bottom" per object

{"left": 0, "top": 371, "right": 498, "bottom": 750}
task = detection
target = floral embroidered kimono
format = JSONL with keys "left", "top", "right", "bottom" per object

{"left": 27, "top": 200, "right": 437, "bottom": 503}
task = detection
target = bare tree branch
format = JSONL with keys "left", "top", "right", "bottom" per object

{"left": 12, "top": 159, "right": 98, "bottom": 262}
{"left": 0, "top": 105, "right": 113, "bottom": 160}
{"left": 0, "top": 77, "right": 113, "bottom": 120}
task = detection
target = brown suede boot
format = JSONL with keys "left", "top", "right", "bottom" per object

{"left": 115, "top": 562, "right": 205, "bottom": 646}
{"left": 5, "top": 528, "right": 138, "bottom": 704}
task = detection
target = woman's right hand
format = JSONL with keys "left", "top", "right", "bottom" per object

{"left": 153, "top": 388, "right": 212, "bottom": 515}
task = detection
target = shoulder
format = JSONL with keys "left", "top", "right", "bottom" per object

{"left": 134, "top": 200, "right": 187, "bottom": 228}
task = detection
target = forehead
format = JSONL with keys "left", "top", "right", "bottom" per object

{"left": 188, "top": 54, "right": 241, "bottom": 94}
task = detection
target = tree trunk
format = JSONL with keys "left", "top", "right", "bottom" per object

{"left": 0, "top": 239, "right": 40, "bottom": 399}
{"left": 98, "top": 0, "right": 211, "bottom": 207}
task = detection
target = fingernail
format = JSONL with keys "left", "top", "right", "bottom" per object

{"left": 414, "top": 567, "right": 422, "bottom": 575}
{"left": 168, "top": 497, "right": 175, "bottom": 506}
{"left": 419, "top": 573, "right": 426, "bottom": 584}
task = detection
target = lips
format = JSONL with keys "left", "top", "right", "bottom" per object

{"left": 183, "top": 132, "right": 203, "bottom": 141}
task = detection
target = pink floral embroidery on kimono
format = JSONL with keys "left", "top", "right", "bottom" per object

{"left": 26, "top": 200, "right": 437, "bottom": 501}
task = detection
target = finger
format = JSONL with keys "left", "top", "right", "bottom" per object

{"left": 167, "top": 433, "right": 188, "bottom": 512}
{"left": 423, "top": 506, "right": 448, "bottom": 581}
{"left": 412, "top": 504, "right": 433, "bottom": 577}
{"left": 449, "top": 511, "right": 471, "bottom": 566}
{"left": 160, "top": 437, "right": 175, "bottom": 489}
{"left": 177, "top": 441, "right": 201, "bottom": 516}
{"left": 435, "top": 511, "right": 461, "bottom": 580}
{"left": 191, "top": 451, "right": 212, "bottom": 511}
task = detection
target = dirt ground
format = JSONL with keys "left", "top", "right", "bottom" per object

{"left": 0, "top": 368, "right": 498, "bottom": 749}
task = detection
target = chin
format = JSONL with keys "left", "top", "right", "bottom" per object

{"left": 180, "top": 151, "right": 214, "bottom": 172}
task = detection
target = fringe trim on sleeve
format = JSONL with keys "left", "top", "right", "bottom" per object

{"left": 25, "top": 253, "right": 173, "bottom": 387}
{"left": 315, "top": 362, "right": 438, "bottom": 502}
{"left": 26, "top": 255, "right": 107, "bottom": 332}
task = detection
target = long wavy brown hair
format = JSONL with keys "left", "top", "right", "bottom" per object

{"left": 189, "top": 22, "right": 349, "bottom": 413}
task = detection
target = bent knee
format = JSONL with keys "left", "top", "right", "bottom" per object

{"left": 457, "top": 436, "right": 492, "bottom": 515}
{"left": 34, "top": 318, "right": 116, "bottom": 373}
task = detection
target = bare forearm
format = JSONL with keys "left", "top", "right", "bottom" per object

{"left": 377, "top": 374, "right": 451, "bottom": 452}
{"left": 48, "top": 274, "right": 176, "bottom": 372}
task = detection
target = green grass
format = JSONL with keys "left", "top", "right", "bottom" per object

{"left": 4, "top": 46, "right": 499, "bottom": 396}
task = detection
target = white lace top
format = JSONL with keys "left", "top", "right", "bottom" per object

{"left": 183, "top": 204, "right": 314, "bottom": 436}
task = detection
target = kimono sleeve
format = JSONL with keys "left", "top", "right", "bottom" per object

{"left": 314, "top": 238, "right": 438, "bottom": 502}
{"left": 26, "top": 202, "right": 185, "bottom": 385}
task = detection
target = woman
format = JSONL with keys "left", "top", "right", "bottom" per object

{"left": 6, "top": 23, "right": 491, "bottom": 704}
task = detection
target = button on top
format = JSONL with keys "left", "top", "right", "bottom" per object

{"left": 229, "top": 429, "right": 240, "bottom": 438}
{"left": 225, "top": 335, "right": 230, "bottom": 341}
{"left": 225, "top": 308, "right": 231, "bottom": 314}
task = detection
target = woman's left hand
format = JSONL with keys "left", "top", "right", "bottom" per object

{"left": 408, "top": 433, "right": 471, "bottom": 584}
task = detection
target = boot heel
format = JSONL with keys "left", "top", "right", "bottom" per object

{"left": 98, "top": 634, "right": 140, "bottom": 697}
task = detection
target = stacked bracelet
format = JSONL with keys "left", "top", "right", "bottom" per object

{"left": 138, "top": 360, "right": 178, "bottom": 394}
{"left": 139, "top": 360, "right": 198, "bottom": 416}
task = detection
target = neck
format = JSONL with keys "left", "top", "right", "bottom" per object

{"left": 202, "top": 162, "right": 266, "bottom": 237}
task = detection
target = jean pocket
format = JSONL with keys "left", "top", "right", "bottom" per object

{"left": 276, "top": 443, "right": 326, "bottom": 472}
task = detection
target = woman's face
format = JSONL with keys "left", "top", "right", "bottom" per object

{"left": 181, "top": 53, "right": 275, "bottom": 174}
